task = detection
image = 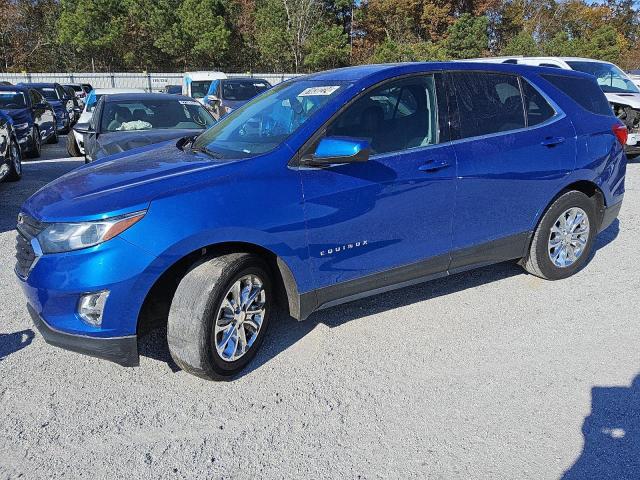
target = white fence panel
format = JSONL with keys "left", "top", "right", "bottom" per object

{"left": 0, "top": 72, "right": 302, "bottom": 91}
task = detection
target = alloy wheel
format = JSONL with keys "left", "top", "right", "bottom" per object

{"left": 548, "top": 207, "right": 590, "bottom": 268}
{"left": 10, "top": 139, "right": 21, "bottom": 175}
{"left": 214, "top": 274, "right": 267, "bottom": 362}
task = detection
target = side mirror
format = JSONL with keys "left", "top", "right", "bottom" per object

{"left": 74, "top": 123, "right": 92, "bottom": 135}
{"left": 302, "top": 137, "right": 370, "bottom": 166}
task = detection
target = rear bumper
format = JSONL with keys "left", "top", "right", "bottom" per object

{"left": 28, "top": 303, "right": 139, "bottom": 367}
{"left": 599, "top": 200, "right": 622, "bottom": 233}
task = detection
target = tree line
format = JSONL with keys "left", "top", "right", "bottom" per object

{"left": 0, "top": 0, "right": 638, "bottom": 74}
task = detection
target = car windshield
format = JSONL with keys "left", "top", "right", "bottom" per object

{"left": 36, "top": 87, "right": 60, "bottom": 101}
{"left": 567, "top": 61, "right": 640, "bottom": 94}
{"left": 0, "top": 91, "right": 26, "bottom": 108}
{"left": 190, "top": 81, "right": 213, "bottom": 99}
{"left": 101, "top": 99, "right": 215, "bottom": 133}
{"left": 192, "top": 80, "right": 349, "bottom": 159}
{"left": 222, "top": 80, "right": 270, "bottom": 101}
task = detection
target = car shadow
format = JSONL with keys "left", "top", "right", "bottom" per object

{"left": 0, "top": 329, "right": 35, "bottom": 361}
{"left": 137, "top": 219, "right": 622, "bottom": 378}
{"left": 563, "top": 375, "right": 640, "bottom": 479}
{"left": 137, "top": 260, "right": 523, "bottom": 377}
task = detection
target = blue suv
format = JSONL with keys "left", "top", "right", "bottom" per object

{"left": 15, "top": 63, "right": 627, "bottom": 379}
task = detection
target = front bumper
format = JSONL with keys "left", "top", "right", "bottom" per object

{"left": 16, "top": 225, "right": 160, "bottom": 368}
{"left": 28, "top": 303, "right": 139, "bottom": 366}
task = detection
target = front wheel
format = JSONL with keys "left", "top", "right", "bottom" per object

{"left": 167, "top": 253, "right": 272, "bottom": 380}
{"left": 523, "top": 191, "right": 597, "bottom": 280}
{"left": 27, "top": 126, "right": 41, "bottom": 158}
{"left": 5, "top": 135, "right": 22, "bottom": 181}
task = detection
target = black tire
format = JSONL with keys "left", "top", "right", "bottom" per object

{"left": 66, "top": 131, "right": 81, "bottom": 156}
{"left": 5, "top": 135, "right": 22, "bottom": 181}
{"left": 27, "top": 126, "right": 41, "bottom": 158}
{"left": 523, "top": 191, "right": 598, "bottom": 280}
{"left": 167, "top": 253, "right": 273, "bottom": 380}
{"left": 47, "top": 121, "right": 59, "bottom": 144}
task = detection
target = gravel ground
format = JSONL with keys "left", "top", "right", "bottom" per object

{"left": 1, "top": 141, "right": 639, "bottom": 480}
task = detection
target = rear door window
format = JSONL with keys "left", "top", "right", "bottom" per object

{"left": 541, "top": 74, "right": 613, "bottom": 116}
{"left": 451, "top": 72, "right": 525, "bottom": 139}
{"left": 521, "top": 80, "right": 555, "bottom": 126}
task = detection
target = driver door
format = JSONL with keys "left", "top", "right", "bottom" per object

{"left": 30, "top": 90, "right": 53, "bottom": 139}
{"left": 298, "top": 74, "right": 456, "bottom": 304}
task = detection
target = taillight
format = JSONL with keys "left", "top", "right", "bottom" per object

{"left": 613, "top": 123, "right": 628, "bottom": 146}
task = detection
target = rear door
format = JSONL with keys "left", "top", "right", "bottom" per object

{"left": 448, "top": 71, "right": 577, "bottom": 270}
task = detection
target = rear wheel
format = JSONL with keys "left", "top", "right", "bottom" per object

{"left": 5, "top": 135, "right": 22, "bottom": 181}
{"left": 167, "top": 253, "right": 272, "bottom": 380}
{"left": 523, "top": 191, "right": 597, "bottom": 279}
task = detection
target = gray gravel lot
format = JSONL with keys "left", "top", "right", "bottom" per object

{"left": 1, "top": 141, "right": 640, "bottom": 479}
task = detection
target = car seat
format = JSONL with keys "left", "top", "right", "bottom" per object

{"left": 106, "top": 106, "right": 133, "bottom": 131}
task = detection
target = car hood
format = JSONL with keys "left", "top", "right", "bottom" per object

{"left": 21, "top": 142, "right": 232, "bottom": 222}
{"left": 95, "top": 129, "right": 205, "bottom": 159}
{"left": 604, "top": 92, "right": 640, "bottom": 108}
{"left": 1, "top": 108, "right": 30, "bottom": 124}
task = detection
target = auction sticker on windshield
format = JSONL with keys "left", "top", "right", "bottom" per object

{"left": 179, "top": 100, "right": 201, "bottom": 106}
{"left": 298, "top": 86, "right": 341, "bottom": 97}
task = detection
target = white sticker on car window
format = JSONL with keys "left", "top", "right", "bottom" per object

{"left": 179, "top": 100, "right": 201, "bottom": 106}
{"left": 298, "top": 86, "right": 340, "bottom": 97}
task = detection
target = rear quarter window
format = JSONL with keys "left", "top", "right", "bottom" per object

{"left": 541, "top": 74, "right": 613, "bottom": 116}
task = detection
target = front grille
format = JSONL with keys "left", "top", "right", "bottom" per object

{"left": 15, "top": 214, "right": 45, "bottom": 279}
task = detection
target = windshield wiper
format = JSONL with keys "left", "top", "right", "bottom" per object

{"left": 191, "top": 145, "right": 223, "bottom": 159}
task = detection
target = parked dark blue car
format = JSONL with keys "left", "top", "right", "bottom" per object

{"left": 0, "top": 110, "right": 21, "bottom": 182}
{"left": 18, "top": 82, "right": 73, "bottom": 135}
{"left": 16, "top": 62, "right": 627, "bottom": 379}
{"left": 0, "top": 85, "right": 58, "bottom": 157}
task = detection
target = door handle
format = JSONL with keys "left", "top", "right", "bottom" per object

{"left": 419, "top": 159, "right": 450, "bottom": 172}
{"left": 541, "top": 136, "right": 565, "bottom": 147}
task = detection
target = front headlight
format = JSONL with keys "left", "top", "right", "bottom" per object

{"left": 37, "top": 211, "right": 146, "bottom": 254}
{"left": 66, "top": 100, "right": 74, "bottom": 112}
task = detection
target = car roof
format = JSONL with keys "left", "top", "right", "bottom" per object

{"left": 101, "top": 92, "right": 197, "bottom": 102}
{"left": 92, "top": 88, "right": 145, "bottom": 95}
{"left": 225, "top": 77, "right": 269, "bottom": 82}
{"left": 0, "top": 85, "right": 30, "bottom": 92}
{"left": 184, "top": 71, "right": 227, "bottom": 81}
{"left": 302, "top": 61, "right": 595, "bottom": 84}
{"left": 18, "top": 82, "right": 61, "bottom": 88}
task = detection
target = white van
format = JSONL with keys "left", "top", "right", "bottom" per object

{"left": 182, "top": 72, "right": 227, "bottom": 103}
{"left": 465, "top": 56, "right": 640, "bottom": 155}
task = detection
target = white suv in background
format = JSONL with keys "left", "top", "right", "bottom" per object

{"left": 67, "top": 88, "right": 145, "bottom": 157}
{"left": 467, "top": 57, "right": 640, "bottom": 156}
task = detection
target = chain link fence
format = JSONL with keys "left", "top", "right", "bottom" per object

{"left": 0, "top": 72, "right": 301, "bottom": 91}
